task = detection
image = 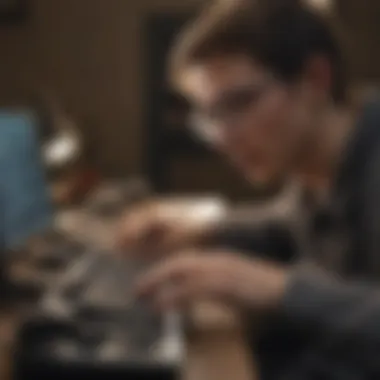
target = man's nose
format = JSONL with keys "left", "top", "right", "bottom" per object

{"left": 219, "top": 130, "right": 251, "bottom": 155}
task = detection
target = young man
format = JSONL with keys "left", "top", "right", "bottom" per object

{"left": 120, "top": 1, "right": 380, "bottom": 377}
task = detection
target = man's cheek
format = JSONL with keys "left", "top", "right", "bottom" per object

{"left": 260, "top": 108, "right": 289, "bottom": 142}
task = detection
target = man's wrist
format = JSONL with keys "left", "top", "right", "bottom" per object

{"left": 243, "top": 261, "right": 290, "bottom": 312}
{"left": 266, "top": 266, "right": 289, "bottom": 312}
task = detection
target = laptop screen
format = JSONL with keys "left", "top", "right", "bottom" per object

{"left": 0, "top": 110, "right": 54, "bottom": 249}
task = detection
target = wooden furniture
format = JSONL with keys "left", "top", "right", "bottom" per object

{"left": 0, "top": 199, "right": 257, "bottom": 380}
{"left": 184, "top": 302, "right": 257, "bottom": 380}
{"left": 0, "top": 309, "right": 17, "bottom": 380}
{"left": 184, "top": 328, "right": 256, "bottom": 380}
{"left": 0, "top": 304, "right": 257, "bottom": 380}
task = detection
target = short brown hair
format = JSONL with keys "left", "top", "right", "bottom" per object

{"left": 169, "top": 0, "right": 347, "bottom": 103}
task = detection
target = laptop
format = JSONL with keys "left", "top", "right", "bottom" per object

{"left": 17, "top": 251, "right": 183, "bottom": 379}
{"left": 39, "top": 250, "right": 183, "bottom": 362}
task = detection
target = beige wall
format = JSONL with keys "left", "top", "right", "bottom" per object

{"left": 0, "top": 0, "right": 200, "bottom": 175}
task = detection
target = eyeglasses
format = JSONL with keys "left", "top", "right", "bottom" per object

{"left": 189, "top": 78, "right": 276, "bottom": 144}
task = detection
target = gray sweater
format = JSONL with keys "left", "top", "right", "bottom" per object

{"left": 280, "top": 95, "right": 380, "bottom": 379}
{"left": 214, "top": 95, "right": 380, "bottom": 379}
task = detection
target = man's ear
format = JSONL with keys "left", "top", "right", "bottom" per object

{"left": 303, "top": 55, "right": 333, "bottom": 101}
{"left": 302, "top": 55, "right": 333, "bottom": 100}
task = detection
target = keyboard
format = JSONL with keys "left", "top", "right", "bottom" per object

{"left": 19, "top": 250, "right": 183, "bottom": 372}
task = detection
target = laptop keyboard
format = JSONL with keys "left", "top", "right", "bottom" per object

{"left": 39, "top": 250, "right": 183, "bottom": 365}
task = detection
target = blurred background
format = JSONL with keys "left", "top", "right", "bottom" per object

{"left": 0, "top": 1, "right": 379, "bottom": 380}
{"left": 0, "top": 0, "right": 378, "bottom": 200}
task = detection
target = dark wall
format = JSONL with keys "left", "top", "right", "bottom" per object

{"left": 0, "top": 0, "right": 378, "bottom": 178}
{"left": 0, "top": 0, "right": 200, "bottom": 176}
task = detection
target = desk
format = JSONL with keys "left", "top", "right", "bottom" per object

{"left": 0, "top": 204, "right": 257, "bottom": 380}
{"left": 0, "top": 308, "right": 20, "bottom": 380}
{"left": 184, "top": 302, "right": 257, "bottom": 380}
{"left": 0, "top": 305, "right": 257, "bottom": 380}
{"left": 55, "top": 209, "right": 258, "bottom": 379}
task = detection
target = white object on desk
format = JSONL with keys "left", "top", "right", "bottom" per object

{"left": 156, "top": 311, "right": 184, "bottom": 364}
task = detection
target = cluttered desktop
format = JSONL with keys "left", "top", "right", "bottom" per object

{"left": 0, "top": 110, "right": 184, "bottom": 380}
{"left": 0, "top": 108, "right": 294, "bottom": 380}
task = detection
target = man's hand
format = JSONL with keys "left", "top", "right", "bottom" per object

{"left": 116, "top": 199, "right": 226, "bottom": 256}
{"left": 136, "top": 251, "right": 289, "bottom": 312}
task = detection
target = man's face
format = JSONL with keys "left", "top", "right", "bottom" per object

{"left": 179, "top": 55, "right": 324, "bottom": 187}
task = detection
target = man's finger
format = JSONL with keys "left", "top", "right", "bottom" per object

{"left": 135, "top": 255, "right": 198, "bottom": 297}
{"left": 116, "top": 203, "right": 155, "bottom": 244}
{"left": 153, "top": 279, "right": 199, "bottom": 311}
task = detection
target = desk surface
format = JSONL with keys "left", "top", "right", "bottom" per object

{"left": 0, "top": 309, "right": 19, "bottom": 380}
{"left": 0, "top": 306, "right": 257, "bottom": 380}
{"left": 0, "top": 202, "right": 257, "bottom": 380}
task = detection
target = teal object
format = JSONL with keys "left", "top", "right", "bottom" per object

{"left": 0, "top": 110, "right": 53, "bottom": 249}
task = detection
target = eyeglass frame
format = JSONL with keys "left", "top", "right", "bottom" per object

{"left": 188, "top": 75, "right": 280, "bottom": 144}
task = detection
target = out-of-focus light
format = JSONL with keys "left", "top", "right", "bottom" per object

{"left": 305, "top": 0, "right": 332, "bottom": 12}
{"left": 43, "top": 128, "right": 81, "bottom": 169}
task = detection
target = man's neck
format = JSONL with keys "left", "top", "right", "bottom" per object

{"left": 296, "top": 105, "right": 355, "bottom": 202}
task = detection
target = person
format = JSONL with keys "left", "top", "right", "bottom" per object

{"left": 119, "top": 0, "right": 380, "bottom": 378}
